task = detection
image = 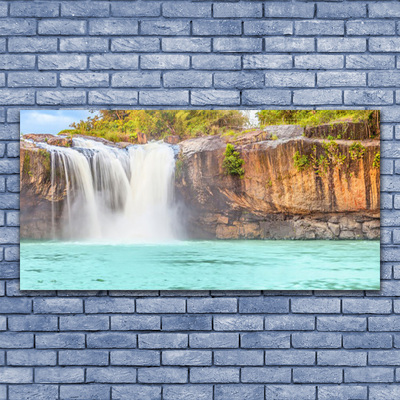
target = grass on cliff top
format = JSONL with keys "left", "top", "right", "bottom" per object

{"left": 257, "top": 110, "right": 379, "bottom": 129}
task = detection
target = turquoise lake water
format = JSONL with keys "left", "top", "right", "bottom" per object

{"left": 20, "top": 240, "right": 380, "bottom": 290}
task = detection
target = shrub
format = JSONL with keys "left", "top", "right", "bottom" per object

{"left": 349, "top": 142, "right": 366, "bottom": 161}
{"left": 293, "top": 151, "right": 310, "bottom": 171}
{"left": 373, "top": 151, "right": 380, "bottom": 169}
{"left": 222, "top": 143, "right": 245, "bottom": 177}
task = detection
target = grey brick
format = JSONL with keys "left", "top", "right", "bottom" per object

{"left": 370, "top": 38, "right": 400, "bottom": 53}
{"left": 370, "top": 71, "right": 400, "bottom": 87}
{"left": 214, "top": 315, "right": 263, "bottom": 331}
{"left": 111, "top": 38, "right": 160, "bottom": 52}
{"left": 11, "top": 2, "right": 59, "bottom": 17}
{"left": 370, "top": 2, "right": 400, "bottom": 18}
{"left": 34, "top": 298, "right": 83, "bottom": 313}
{"left": 317, "top": 316, "right": 366, "bottom": 331}
{"left": 162, "top": 315, "right": 211, "bottom": 331}
{"left": 89, "top": 19, "right": 138, "bottom": 35}
{"left": 347, "top": 20, "right": 395, "bottom": 36}
{"left": 292, "top": 333, "right": 341, "bottom": 349}
{"left": 0, "top": 333, "right": 33, "bottom": 348}
{"left": 292, "top": 298, "right": 340, "bottom": 313}
{"left": 193, "top": 20, "right": 241, "bottom": 36}
{"left": 86, "top": 367, "right": 136, "bottom": 383}
{"left": 318, "top": 38, "right": 366, "bottom": 53}
{"left": 264, "top": 37, "right": 315, "bottom": 52}
{"left": 9, "top": 385, "right": 58, "bottom": 399}
{"left": 0, "top": 55, "right": 35, "bottom": 70}
{"left": 140, "top": 90, "right": 188, "bottom": 106}
{"left": 111, "top": 315, "right": 160, "bottom": 330}
{"left": 369, "top": 350, "right": 400, "bottom": 366}
{"left": 318, "top": 72, "right": 366, "bottom": 87}
{"left": 189, "top": 333, "right": 238, "bottom": 348}
{"left": 214, "top": 385, "right": 264, "bottom": 400}
{"left": 0, "top": 367, "right": 32, "bottom": 383}
{"left": 7, "top": 349, "right": 56, "bottom": 366}
{"left": 214, "top": 350, "right": 264, "bottom": 366}
{"left": 163, "top": 385, "right": 212, "bottom": 400}
{"left": 187, "top": 298, "right": 237, "bottom": 313}
{"left": 293, "top": 367, "right": 342, "bottom": 383}
{"left": 39, "top": 19, "right": 86, "bottom": 35}
{"left": 0, "top": 297, "right": 31, "bottom": 313}
{"left": 265, "top": 385, "right": 316, "bottom": 400}
{"left": 241, "top": 332, "right": 290, "bottom": 349}
{"left": 38, "top": 55, "right": 87, "bottom": 70}
{"left": 214, "top": 38, "right": 262, "bottom": 53}
{"left": 265, "top": 350, "right": 315, "bottom": 365}
{"left": 90, "top": 54, "right": 138, "bottom": 70}
{"left": 112, "top": 2, "right": 160, "bottom": 17}
{"left": 139, "top": 333, "right": 187, "bottom": 349}
{"left": 295, "top": 55, "right": 344, "bottom": 69}
{"left": 35, "top": 367, "right": 84, "bottom": 383}
{"left": 344, "top": 90, "right": 393, "bottom": 105}
{"left": 141, "top": 55, "right": 189, "bottom": 70}
{"left": 163, "top": 2, "right": 210, "bottom": 18}
{"left": 244, "top": 55, "right": 292, "bottom": 70}
{"left": 8, "top": 315, "right": 57, "bottom": 331}
{"left": 87, "top": 332, "right": 137, "bottom": 348}
{"left": 89, "top": 89, "right": 138, "bottom": 105}
{"left": 239, "top": 297, "right": 289, "bottom": 313}
{"left": 85, "top": 298, "right": 135, "bottom": 313}
{"left": 0, "top": 19, "right": 36, "bottom": 36}
{"left": 191, "top": 90, "right": 239, "bottom": 106}
{"left": 264, "top": 2, "right": 314, "bottom": 18}
{"left": 244, "top": 21, "right": 293, "bottom": 36}
{"left": 295, "top": 20, "right": 344, "bottom": 36}
{"left": 242, "top": 367, "right": 291, "bottom": 383}
{"left": 343, "top": 299, "right": 391, "bottom": 314}
{"left": 294, "top": 89, "right": 342, "bottom": 105}
{"left": 162, "top": 38, "right": 211, "bottom": 53}
{"left": 60, "top": 315, "right": 109, "bottom": 331}
{"left": 162, "top": 350, "right": 211, "bottom": 366}
{"left": 37, "top": 90, "right": 86, "bottom": 105}
{"left": 110, "top": 350, "right": 159, "bottom": 366}
{"left": 265, "top": 315, "right": 315, "bottom": 331}
{"left": 8, "top": 72, "right": 56, "bottom": 88}
{"left": 60, "top": 385, "right": 110, "bottom": 400}
{"left": 61, "top": 2, "right": 110, "bottom": 17}
{"left": 265, "top": 72, "right": 315, "bottom": 88}
{"left": 190, "top": 367, "right": 239, "bottom": 383}
{"left": 36, "top": 333, "right": 85, "bottom": 349}
{"left": 345, "top": 367, "right": 393, "bottom": 383}
{"left": 60, "top": 72, "right": 109, "bottom": 88}
{"left": 60, "top": 38, "right": 108, "bottom": 53}
{"left": 9, "top": 37, "right": 57, "bottom": 53}
{"left": 193, "top": 55, "right": 241, "bottom": 70}
{"left": 317, "top": 3, "right": 366, "bottom": 18}
{"left": 163, "top": 71, "right": 211, "bottom": 88}
{"left": 141, "top": 21, "right": 189, "bottom": 36}
{"left": 346, "top": 55, "right": 395, "bottom": 70}
{"left": 214, "top": 3, "right": 262, "bottom": 18}
{"left": 318, "top": 385, "right": 367, "bottom": 400}
{"left": 369, "top": 316, "right": 400, "bottom": 331}
{"left": 138, "top": 367, "right": 187, "bottom": 383}
{"left": 242, "top": 90, "right": 291, "bottom": 106}
{"left": 59, "top": 350, "right": 109, "bottom": 366}
{"left": 112, "top": 385, "right": 161, "bottom": 400}
{"left": 318, "top": 350, "right": 366, "bottom": 366}
{"left": 343, "top": 333, "right": 392, "bottom": 349}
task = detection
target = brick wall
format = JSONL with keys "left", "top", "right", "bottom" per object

{"left": 1, "top": 1, "right": 400, "bottom": 399}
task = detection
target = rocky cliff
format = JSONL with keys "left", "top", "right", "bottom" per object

{"left": 20, "top": 124, "right": 380, "bottom": 240}
{"left": 175, "top": 124, "right": 380, "bottom": 239}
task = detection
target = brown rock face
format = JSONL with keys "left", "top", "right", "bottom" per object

{"left": 137, "top": 132, "right": 147, "bottom": 144}
{"left": 164, "top": 135, "right": 180, "bottom": 145}
{"left": 175, "top": 126, "right": 380, "bottom": 239}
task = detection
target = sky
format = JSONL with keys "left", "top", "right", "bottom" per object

{"left": 20, "top": 110, "right": 96, "bottom": 135}
{"left": 20, "top": 110, "right": 260, "bottom": 135}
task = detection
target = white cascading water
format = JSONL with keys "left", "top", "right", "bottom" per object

{"left": 43, "top": 137, "right": 178, "bottom": 242}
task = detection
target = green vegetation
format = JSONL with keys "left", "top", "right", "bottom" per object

{"left": 175, "top": 152, "right": 185, "bottom": 180}
{"left": 349, "top": 142, "right": 366, "bottom": 161}
{"left": 293, "top": 139, "right": 370, "bottom": 177}
{"left": 61, "top": 110, "right": 248, "bottom": 143}
{"left": 222, "top": 144, "right": 245, "bottom": 178}
{"left": 257, "top": 110, "right": 380, "bottom": 137}
{"left": 23, "top": 152, "right": 32, "bottom": 177}
{"left": 373, "top": 151, "right": 380, "bottom": 169}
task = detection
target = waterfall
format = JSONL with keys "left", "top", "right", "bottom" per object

{"left": 43, "top": 137, "right": 178, "bottom": 242}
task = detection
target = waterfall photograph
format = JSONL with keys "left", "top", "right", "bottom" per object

{"left": 20, "top": 110, "right": 380, "bottom": 290}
